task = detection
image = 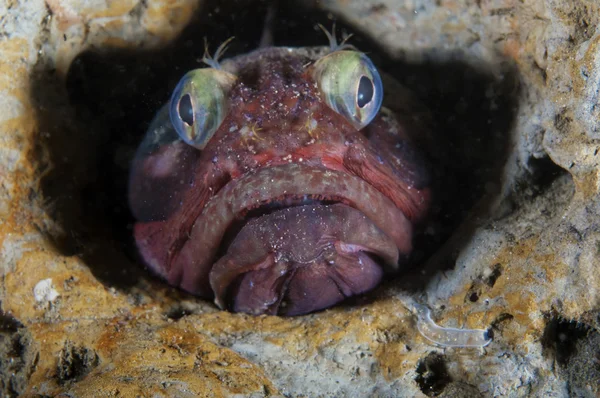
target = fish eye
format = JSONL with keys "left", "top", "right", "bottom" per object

{"left": 357, "top": 76, "right": 374, "bottom": 108}
{"left": 310, "top": 51, "right": 383, "bottom": 129}
{"left": 178, "top": 94, "right": 194, "bottom": 126}
{"left": 170, "top": 68, "right": 236, "bottom": 150}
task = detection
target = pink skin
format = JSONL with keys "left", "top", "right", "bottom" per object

{"left": 128, "top": 47, "right": 431, "bottom": 315}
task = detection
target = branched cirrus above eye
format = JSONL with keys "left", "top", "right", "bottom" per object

{"left": 309, "top": 50, "right": 383, "bottom": 129}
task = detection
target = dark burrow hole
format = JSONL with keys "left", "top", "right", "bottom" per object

{"left": 489, "top": 312, "right": 514, "bottom": 337}
{"left": 541, "top": 313, "right": 600, "bottom": 396}
{"left": 468, "top": 292, "right": 479, "bottom": 303}
{"left": 486, "top": 263, "right": 502, "bottom": 288}
{"left": 415, "top": 352, "right": 452, "bottom": 396}
{"left": 57, "top": 341, "right": 100, "bottom": 385}
{"left": 526, "top": 155, "right": 565, "bottom": 195}
{"left": 29, "top": 0, "right": 550, "bottom": 309}
{"left": 463, "top": 264, "right": 504, "bottom": 304}
{"left": 541, "top": 315, "right": 592, "bottom": 366}
{"left": 165, "top": 307, "right": 193, "bottom": 321}
{"left": 0, "top": 312, "right": 38, "bottom": 397}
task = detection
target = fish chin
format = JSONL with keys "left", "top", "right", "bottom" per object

{"left": 212, "top": 204, "right": 398, "bottom": 316}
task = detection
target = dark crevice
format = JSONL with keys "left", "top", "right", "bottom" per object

{"left": 415, "top": 352, "right": 452, "bottom": 397}
{"left": 526, "top": 155, "right": 567, "bottom": 197}
{"left": 0, "top": 313, "right": 37, "bottom": 397}
{"left": 490, "top": 313, "right": 514, "bottom": 330}
{"left": 541, "top": 312, "right": 600, "bottom": 397}
{"left": 165, "top": 306, "right": 193, "bottom": 321}
{"left": 463, "top": 263, "right": 503, "bottom": 304}
{"left": 486, "top": 263, "right": 502, "bottom": 287}
{"left": 57, "top": 341, "right": 100, "bottom": 385}
{"left": 468, "top": 292, "right": 479, "bottom": 303}
{"left": 541, "top": 315, "right": 591, "bottom": 366}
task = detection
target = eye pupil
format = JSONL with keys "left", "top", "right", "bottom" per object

{"left": 178, "top": 94, "right": 194, "bottom": 126}
{"left": 357, "top": 76, "right": 374, "bottom": 108}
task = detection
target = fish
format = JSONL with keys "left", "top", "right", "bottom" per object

{"left": 128, "top": 30, "right": 431, "bottom": 316}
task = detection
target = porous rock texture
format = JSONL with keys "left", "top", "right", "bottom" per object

{"left": 0, "top": 0, "right": 599, "bottom": 396}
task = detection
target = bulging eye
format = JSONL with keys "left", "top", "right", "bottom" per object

{"left": 310, "top": 51, "right": 383, "bottom": 129}
{"left": 170, "top": 68, "right": 236, "bottom": 150}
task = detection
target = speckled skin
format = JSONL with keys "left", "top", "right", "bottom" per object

{"left": 128, "top": 46, "right": 431, "bottom": 315}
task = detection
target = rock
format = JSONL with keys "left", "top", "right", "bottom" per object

{"left": 0, "top": 0, "right": 598, "bottom": 396}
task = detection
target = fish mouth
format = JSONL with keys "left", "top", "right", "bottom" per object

{"left": 169, "top": 163, "right": 413, "bottom": 315}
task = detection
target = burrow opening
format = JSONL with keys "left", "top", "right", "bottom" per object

{"left": 541, "top": 313, "right": 600, "bottom": 396}
{"left": 414, "top": 352, "right": 451, "bottom": 396}
{"left": 0, "top": 313, "right": 38, "bottom": 397}
{"left": 29, "top": 0, "right": 563, "bottom": 311}
{"left": 542, "top": 314, "right": 593, "bottom": 366}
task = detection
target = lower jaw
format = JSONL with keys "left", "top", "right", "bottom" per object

{"left": 172, "top": 163, "right": 413, "bottom": 314}
{"left": 211, "top": 203, "right": 400, "bottom": 316}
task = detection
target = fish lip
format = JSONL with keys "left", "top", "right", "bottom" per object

{"left": 169, "top": 163, "right": 413, "bottom": 298}
{"left": 214, "top": 203, "right": 399, "bottom": 315}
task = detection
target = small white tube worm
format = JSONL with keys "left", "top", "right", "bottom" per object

{"left": 412, "top": 303, "right": 492, "bottom": 348}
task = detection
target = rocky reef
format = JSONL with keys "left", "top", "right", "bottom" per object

{"left": 0, "top": 0, "right": 598, "bottom": 396}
